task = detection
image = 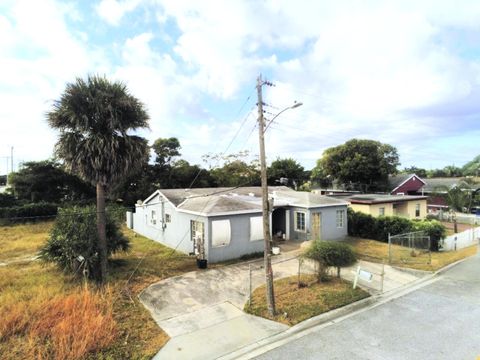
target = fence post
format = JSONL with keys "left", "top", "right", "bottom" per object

{"left": 388, "top": 233, "right": 392, "bottom": 264}
{"left": 248, "top": 264, "right": 252, "bottom": 308}
{"left": 380, "top": 260, "right": 385, "bottom": 293}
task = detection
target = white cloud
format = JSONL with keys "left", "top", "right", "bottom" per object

{"left": 96, "top": 0, "right": 142, "bottom": 26}
{"left": 0, "top": 0, "right": 109, "bottom": 171}
{"left": 3, "top": 0, "right": 480, "bottom": 175}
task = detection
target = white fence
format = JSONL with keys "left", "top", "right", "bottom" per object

{"left": 442, "top": 226, "right": 480, "bottom": 251}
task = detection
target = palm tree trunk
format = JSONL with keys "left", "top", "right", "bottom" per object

{"left": 97, "top": 183, "right": 107, "bottom": 284}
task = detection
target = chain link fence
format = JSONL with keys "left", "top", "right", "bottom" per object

{"left": 388, "top": 231, "right": 431, "bottom": 265}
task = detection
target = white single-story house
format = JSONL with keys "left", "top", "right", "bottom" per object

{"left": 127, "top": 186, "right": 349, "bottom": 263}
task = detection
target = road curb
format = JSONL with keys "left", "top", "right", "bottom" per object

{"left": 217, "top": 264, "right": 454, "bottom": 360}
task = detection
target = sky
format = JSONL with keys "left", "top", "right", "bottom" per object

{"left": 1, "top": 0, "right": 480, "bottom": 175}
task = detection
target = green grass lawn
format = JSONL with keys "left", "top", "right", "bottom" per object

{"left": 0, "top": 222, "right": 197, "bottom": 359}
{"left": 245, "top": 274, "right": 369, "bottom": 326}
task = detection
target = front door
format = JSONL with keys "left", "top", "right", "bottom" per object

{"left": 311, "top": 213, "right": 321, "bottom": 241}
{"left": 191, "top": 220, "right": 205, "bottom": 258}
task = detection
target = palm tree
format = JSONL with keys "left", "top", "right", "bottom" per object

{"left": 47, "top": 75, "right": 149, "bottom": 283}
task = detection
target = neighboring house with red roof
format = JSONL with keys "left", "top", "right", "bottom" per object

{"left": 389, "top": 173, "right": 426, "bottom": 195}
{"left": 389, "top": 174, "right": 475, "bottom": 212}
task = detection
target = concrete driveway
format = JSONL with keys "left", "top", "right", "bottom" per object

{"left": 140, "top": 250, "right": 422, "bottom": 360}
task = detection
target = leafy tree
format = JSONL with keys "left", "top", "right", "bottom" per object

{"left": 427, "top": 165, "right": 463, "bottom": 178}
{"left": 9, "top": 160, "right": 94, "bottom": 203}
{"left": 109, "top": 162, "right": 157, "bottom": 207}
{"left": 39, "top": 206, "right": 129, "bottom": 280}
{"left": 152, "top": 137, "right": 181, "bottom": 168}
{"left": 443, "top": 165, "right": 463, "bottom": 177}
{"left": 317, "top": 139, "right": 399, "bottom": 191}
{"left": 170, "top": 160, "right": 214, "bottom": 188}
{"left": 303, "top": 240, "right": 356, "bottom": 281}
{"left": 462, "top": 154, "right": 480, "bottom": 176}
{"left": 310, "top": 161, "right": 333, "bottom": 188}
{"left": 204, "top": 151, "right": 260, "bottom": 187}
{"left": 401, "top": 166, "right": 427, "bottom": 178}
{"left": 267, "top": 157, "right": 306, "bottom": 188}
{"left": 427, "top": 169, "right": 447, "bottom": 178}
{"left": 445, "top": 186, "right": 470, "bottom": 212}
{"left": 47, "top": 75, "right": 149, "bottom": 283}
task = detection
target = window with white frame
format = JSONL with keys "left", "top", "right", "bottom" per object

{"left": 212, "top": 220, "right": 231, "bottom": 247}
{"left": 249, "top": 216, "right": 263, "bottom": 241}
{"left": 379, "top": 207, "right": 385, "bottom": 216}
{"left": 415, "top": 204, "right": 420, "bottom": 217}
{"left": 151, "top": 210, "right": 157, "bottom": 225}
{"left": 294, "top": 211, "right": 306, "bottom": 232}
{"left": 336, "top": 210, "right": 344, "bottom": 228}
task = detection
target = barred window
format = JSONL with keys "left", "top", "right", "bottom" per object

{"left": 295, "top": 211, "right": 306, "bottom": 232}
{"left": 336, "top": 210, "right": 344, "bottom": 228}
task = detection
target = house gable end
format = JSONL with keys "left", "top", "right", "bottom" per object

{"left": 391, "top": 174, "right": 426, "bottom": 194}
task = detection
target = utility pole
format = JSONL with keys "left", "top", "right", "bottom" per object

{"left": 257, "top": 74, "right": 276, "bottom": 316}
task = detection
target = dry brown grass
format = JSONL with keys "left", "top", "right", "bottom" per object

{"left": 0, "top": 221, "right": 53, "bottom": 262}
{"left": 0, "top": 283, "right": 115, "bottom": 360}
{"left": 245, "top": 274, "right": 369, "bottom": 326}
{"left": 344, "top": 237, "right": 478, "bottom": 271}
{"left": 0, "top": 223, "right": 196, "bottom": 359}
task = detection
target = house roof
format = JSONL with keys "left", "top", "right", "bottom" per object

{"left": 348, "top": 194, "right": 427, "bottom": 205}
{"left": 143, "top": 186, "right": 348, "bottom": 216}
{"left": 389, "top": 173, "right": 426, "bottom": 192}
{"left": 421, "top": 178, "right": 472, "bottom": 192}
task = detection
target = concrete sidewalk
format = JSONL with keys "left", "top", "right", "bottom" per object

{"left": 140, "top": 251, "right": 424, "bottom": 360}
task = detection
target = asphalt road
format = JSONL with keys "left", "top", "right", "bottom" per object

{"left": 254, "top": 254, "right": 480, "bottom": 360}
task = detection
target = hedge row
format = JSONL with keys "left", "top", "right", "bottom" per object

{"left": 347, "top": 209, "right": 447, "bottom": 251}
{"left": 0, "top": 202, "right": 58, "bottom": 222}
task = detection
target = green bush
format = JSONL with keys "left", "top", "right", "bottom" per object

{"left": 0, "top": 202, "right": 58, "bottom": 223}
{"left": 39, "top": 206, "right": 129, "bottom": 281}
{"left": 0, "top": 193, "right": 16, "bottom": 207}
{"left": 303, "top": 240, "right": 357, "bottom": 281}
{"left": 413, "top": 219, "right": 447, "bottom": 251}
{"left": 376, "top": 216, "right": 413, "bottom": 242}
{"left": 348, "top": 209, "right": 447, "bottom": 251}
{"left": 347, "top": 208, "right": 377, "bottom": 239}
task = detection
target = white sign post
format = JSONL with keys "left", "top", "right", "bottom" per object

{"left": 353, "top": 266, "right": 373, "bottom": 289}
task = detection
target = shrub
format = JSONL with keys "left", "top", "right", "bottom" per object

{"left": 413, "top": 220, "right": 447, "bottom": 251}
{"left": 376, "top": 216, "right": 413, "bottom": 242}
{"left": 348, "top": 209, "right": 447, "bottom": 252}
{"left": 0, "top": 202, "right": 58, "bottom": 223}
{"left": 39, "top": 206, "right": 129, "bottom": 281}
{"left": 303, "top": 241, "right": 357, "bottom": 281}
{"left": 0, "top": 193, "right": 16, "bottom": 207}
{"left": 347, "top": 208, "right": 377, "bottom": 239}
